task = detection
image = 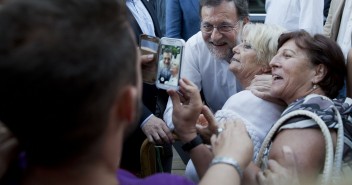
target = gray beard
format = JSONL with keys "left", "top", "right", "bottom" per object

{"left": 207, "top": 44, "right": 233, "bottom": 62}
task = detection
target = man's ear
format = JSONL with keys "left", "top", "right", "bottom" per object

{"left": 242, "top": 16, "right": 250, "bottom": 25}
{"left": 313, "top": 64, "right": 327, "bottom": 83}
{"left": 115, "top": 86, "right": 138, "bottom": 123}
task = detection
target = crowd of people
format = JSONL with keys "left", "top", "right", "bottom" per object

{"left": 0, "top": 0, "right": 351, "bottom": 185}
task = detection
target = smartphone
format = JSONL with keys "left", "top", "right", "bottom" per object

{"left": 156, "top": 37, "right": 185, "bottom": 90}
{"left": 139, "top": 34, "right": 160, "bottom": 85}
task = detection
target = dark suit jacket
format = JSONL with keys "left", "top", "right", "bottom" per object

{"left": 122, "top": 0, "right": 169, "bottom": 173}
{"left": 126, "top": 0, "right": 164, "bottom": 123}
{"left": 165, "top": 0, "right": 200, "bottom": 41}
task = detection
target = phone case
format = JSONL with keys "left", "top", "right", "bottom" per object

{"left": 139, "top": 34, "right": 160, "bottom": 85}
{"left": 155, "top": 37, "right": 185, "bottom": 90}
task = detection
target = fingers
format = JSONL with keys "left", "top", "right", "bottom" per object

{"left": 282, "top": 146, "right": 296, "bottom": 169}
{"left": 257, "top": 169, "right": 273, "bottom": 185}
{"left": 250, "top": 88, "right": 267, "bottom": 100}
{"left": 247, "top": 74, "right": 272, "bottom": 92}
{"left": 167, "top": 90, "right": 181, "bottom": 110}
{"left": 201, "top": 105, "right": 217, "bottom": 133}
{"left": 178, "top": 78, "right": 199, "bottom": 96}
{"left": 140, "top": 54, "right": 155, "bottom": 65}
{"left": 161, "top": 123, "right": 174, "bottom": 143}
{"left": 210, "top": 134, "right": 217, "bottom": 146}
{"left": 257, "top": 146, "right": 299, "bottom": 185}
{"left": 145, "top": 126, "right": 171, "bottom": 145}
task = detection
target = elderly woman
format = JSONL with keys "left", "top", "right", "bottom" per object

{"left": 185, "top": 23, "right": 287, "bottom": 182}
{"left": 216, "top": 23, "right": 287, "bottom": 155}
{"left": 243, "top": 30, "right": 349, "bottom": 185}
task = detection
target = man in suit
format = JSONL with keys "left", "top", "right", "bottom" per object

{"left": 166, "top": 0, "right": 200, "bottom": 41}
{"left": 122, "top": 0, "right": 173, "bottom": 175}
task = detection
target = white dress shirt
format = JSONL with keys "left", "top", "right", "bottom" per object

{"left": 265, "top": 0, "right": 324, "bottom": 35}
{"left": 163, "top": 31, "right": 238, "bottom": 129}
{"left": 126, "top": 0, "right": 155, "bottom": 36}
{"left": 336, "top": 0, "right": 352, "bottom": 60}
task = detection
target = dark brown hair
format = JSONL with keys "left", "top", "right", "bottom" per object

{"left": 277, "top": 30, "right": 346, "bottom": 98}
{"left": 0, "top": 0, "right": 137, "bottom": 166}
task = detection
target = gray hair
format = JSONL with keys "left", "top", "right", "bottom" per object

{"left": 200, "top": 0, "right": 249, "bottom": 20}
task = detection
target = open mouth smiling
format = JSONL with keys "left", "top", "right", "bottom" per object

{"left": 211, "top": 42, "right": 227, "bottom": 47}
{"left": 231, "top": 57, "right": 240, "bottom": 63}
{"left": 272, "top": 74, "right": 283, "bottom": 81}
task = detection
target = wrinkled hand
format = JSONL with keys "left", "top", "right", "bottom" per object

{"left": 167, "top": 78, "right": 203, "bottom": 142}
{"left": 257, "top": 146, "right": 300, "bottom": 185}
{"left": 247, "top": 74, "right": 286, "bottom": 106}
{"left": 196, "top": 106, "right": 218, "bottom": 144}
{"left": 211, "top": 120, "right": 253, "bottom": 170}
{"left": 141, "top": 115, "right": 174, "bottom": 144}
{"left": 0, "top": 122, "right": 19, "bottom": 179}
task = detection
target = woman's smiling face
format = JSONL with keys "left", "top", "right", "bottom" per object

{"left": 230, "top": 41, "right": 262, "bottom": 78}
{"left": 270, "top": 39, "right": 317, "bottom": 104}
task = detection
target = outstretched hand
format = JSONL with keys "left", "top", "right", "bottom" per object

{"left": 167, "top": 78, "right": 203, "bottom": 142}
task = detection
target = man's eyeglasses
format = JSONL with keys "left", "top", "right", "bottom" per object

{"left": 201, "top": 21, "right": 240, "bottom": 34}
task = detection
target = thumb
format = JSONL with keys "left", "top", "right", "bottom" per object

{"left": 141, "top": 54, "right": 155, "bottom": 64}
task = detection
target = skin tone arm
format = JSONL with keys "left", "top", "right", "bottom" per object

{"left": 168, "top": 78, "right": 213, "bottom": 178}
{"left": 243, "top": 128, "right": 336, "bottom": 185}
{"left": 168, "top": 78, "right": 253, "bottom": 181}
{"left": 257, "top": 146, "right": 300, "bottom": 185}
{"left": 347, "top": 48, "right": 352, "bottom": 98}
{"left": 199, "top": 122, "right": 253, "bottom": 185}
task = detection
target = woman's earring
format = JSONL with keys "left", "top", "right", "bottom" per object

{"left": 312, "top": 81, "right": 317, "bottom": 90}
{"left": 313, "top": 84, "right": 317, "bottom": 90}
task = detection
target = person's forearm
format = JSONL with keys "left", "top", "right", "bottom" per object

{"left": 188, "top": 144, "right": 213, "bottom": 178}
{"left": 199, "top": 164, "right": 241, "bottom": 185}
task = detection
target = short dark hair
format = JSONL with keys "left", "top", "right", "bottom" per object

{"left": 277, "top": 30, "right": 347, "bottom": 99}
{"left": 0, "top": 0, "right": 137, "bottom": 166}
{"left": 200, "top": 0, "right": 249, "bottom": 20}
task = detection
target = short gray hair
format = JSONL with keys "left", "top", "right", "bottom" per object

{"left": 200, "top": 0, "right": 249, "bottom": 20}
{"left": 242, "top": 23, "right": 286, "bottom": 66}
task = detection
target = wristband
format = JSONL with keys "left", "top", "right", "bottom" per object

{"left": 211, "top": 156, "right": 243, "bottom": 177}
{"left": 181, "top": 135, "right": 203, "bottom": 152}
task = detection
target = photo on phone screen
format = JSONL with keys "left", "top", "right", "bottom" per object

{"left": 139, "top": 35, "right": 160, "bottom": 84}
{"left": 156, "top": 43, "right": 183, "bottom": 90}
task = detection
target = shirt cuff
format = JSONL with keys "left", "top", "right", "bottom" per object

{"left": 140, "top": 114, "right": 153, "bottom": 128}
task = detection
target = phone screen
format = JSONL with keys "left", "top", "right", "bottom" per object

{"left": 156, "top": 44, "right": 183, "bottom": 89}
{"left": 139, "top": 35, "right": 160, "bottom": 84}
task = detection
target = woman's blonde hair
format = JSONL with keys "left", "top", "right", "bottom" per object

{"left": 242, "top": 23, "right": 286, "bottom": 67}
